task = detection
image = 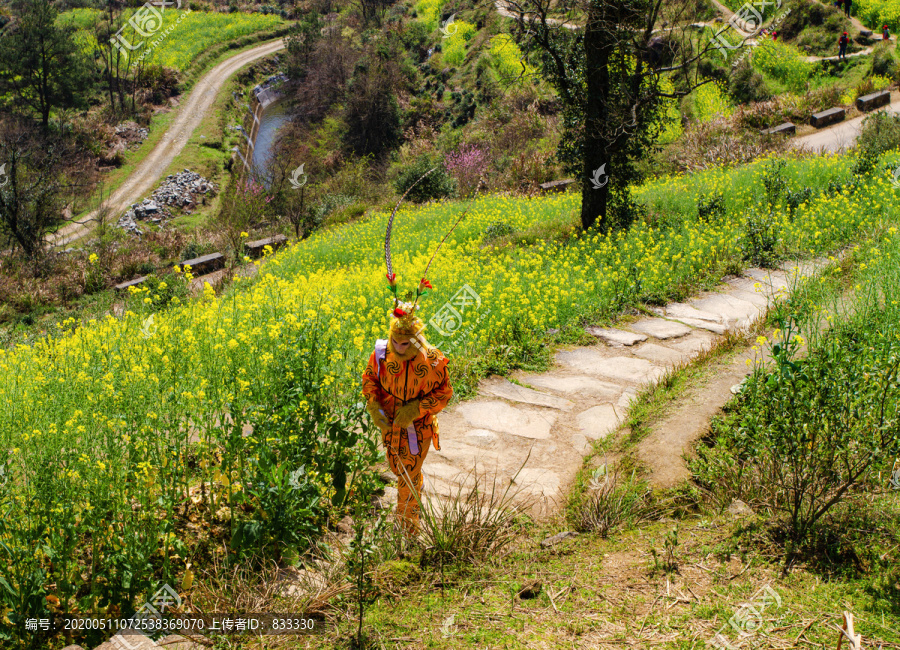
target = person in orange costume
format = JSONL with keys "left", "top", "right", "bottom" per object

{"left": 362, "top": 303, "right": 453, "bottom": 536}
{"left": 360, "top": 171, "right": 461, "bottom": 536}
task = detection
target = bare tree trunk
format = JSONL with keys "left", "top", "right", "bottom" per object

{"left": 581, "top": 4, "right": 610, "bottom": 232}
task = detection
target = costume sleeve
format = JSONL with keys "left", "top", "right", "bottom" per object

{"left": 361, "top": 351, "right": 386, "bottom": 404}
{"left": 418, "top": 356, "right": 453, "bottom": 419}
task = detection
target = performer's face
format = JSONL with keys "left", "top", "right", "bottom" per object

{"left": 391, "top": 336, "right": 411, "bottom": 354}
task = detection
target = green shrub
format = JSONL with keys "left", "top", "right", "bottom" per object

{"left": 697, "top": 192, "right": 727, "bottom": 222}
{"left": 857, "top": 111, "right": 900, "bottom": 159}
{"left": 729, "top": 60, "right": 770, "bottom": 104}
{"left": 871, "top": 41, "right": 899, "bottom": 79}
{"left": 482, "top": 220, "right": 516, "bottom": 243}
{"left": 393, "top": 156, "right": 456, "bottom": 203}
{"left": 751, "top": 40, "right": 813, "bottom": 93}
{"left": 692, "top": 315, "right": 900, "bottom": 571}
{"left": 487, "top": 34, "right": 534, "bottom": 88}
{"left": 742, "top": 210, "right": 779, "bottom": 267}
{"left": 692, "top": 80, "right": 733, "bottom": 122}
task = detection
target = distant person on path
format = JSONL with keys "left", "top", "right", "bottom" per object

{"left": 884, "top": 25, "right": 891, "bottom": 40}
{"left": 834, "top": 0, "right": 842, "bottom": 10}
{"left": 362, "top": 196, "right": 456, "bottom": 537}
{"left": 772, "top": 30, "right": 779, "bottom": 40}
{"left": 839, "top": 31, "right": 849, "bottom": 58}
{"left": 844, "top": 0, "right": 851, "bottom": 17}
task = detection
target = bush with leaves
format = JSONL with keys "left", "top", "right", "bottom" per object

{"left": 393, "top": 156, "right": 456, "bottom": 203}
{"left": 692, "top": 315, "right": 900, "bottom": 572}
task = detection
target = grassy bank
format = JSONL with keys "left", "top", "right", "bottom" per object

{"left": 3, "top": 149, "right": 900, "bottom": 647}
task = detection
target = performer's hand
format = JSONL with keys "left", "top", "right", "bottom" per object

{"left": 366, "top": 400, "right": 389, "bottom": 432}
{"left": 394, "top": 399, "right": 421, "bottom": 429}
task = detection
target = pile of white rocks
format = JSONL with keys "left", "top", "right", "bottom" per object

{"left": 116, "top": 169, "right": 216, "bottom": 235}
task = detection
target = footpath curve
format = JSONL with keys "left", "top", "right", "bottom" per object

{"left": 402, "top": 261, "right": 823, "bottom": 520}
{"left": 49, "top": 38, "right": 286, "bottom": 249}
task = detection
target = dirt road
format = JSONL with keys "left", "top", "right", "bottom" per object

{"left": 49, "top": 38, "right": 286, "bottom": 249}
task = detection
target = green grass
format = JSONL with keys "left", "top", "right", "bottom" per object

{"left": 5, "top": 148, "right": 900, "bottom": 648}
{"left": 59, "top": 8, "right": 285, "bottom": 72}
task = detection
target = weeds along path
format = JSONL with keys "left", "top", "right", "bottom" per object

{"left": 413, "top": 259, "right": 825, "bottom": 520}
{"left": 48, "top": 38, "right": 286, "bottom": 249}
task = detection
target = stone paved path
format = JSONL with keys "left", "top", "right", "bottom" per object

{"left": 415, "top": 260, "right": 823, "bottom": 518}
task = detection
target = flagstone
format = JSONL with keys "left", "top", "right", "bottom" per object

{"left": 632, "top": 343, "right": 690, "bottom": 367}
{"left": 456, "top": 400, "right": 556, "bottom": 439}
{"left": 585, "top": 327, "right": 647, "bottom": 346}
{"left": 520, "top": 374, "right": 624, "bottom": 400}
{"left": 555, "top": 350, "right": 665, "bottom": 385}
{"left": 629, "top": 318, "right": 693, "bottom": 340}
{"left": 576, "top": 404, "right": 623, "bottom": 440}
{"left": 482, "top": 377, "right": 574, "bottom": 410}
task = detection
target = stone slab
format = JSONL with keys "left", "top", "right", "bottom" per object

{"left": 728, "top": 288, "right": 770, "bottom": 307}
{"left": 652, "top": 302, "right": 723, "bottom": 323}
{"left": 586, "top": 327, "right": 647, "bottom": 346}
{"left": 666, "top": 330, "right": 718, "bottom": 356}
{"left": 629, "top": 318, "right": 693, "bottom": 340}
{"left": 726, "top": 276, "right": 781, "bottom": 301}
{"left": 513, "top": 467, "right": 562, "bottom": 496}
{"left": 690, "top": 293, "right": 763, "bottom": 323}
{"left": 576, "top": 404, "right": 623, "bottom": 440}
{"left": 95, "top": 631, "right": 158, "bottom": 650}
{"left": 632, "top": 343, "right": 690, "bottom": 367}
{"left": 181, "top": 252, "right": 224, "bottom": 276}
{"left": 810, "top": 107, "right": 845, "bottom": 129}
{"left": 456, "top": 400, "right": 556, "bottom": 439}
{"left": 245, "top": 234, "right": 288, "bottom": 258}
{"left": 482, "top": 377, "right": 574, "bottom": 410}
{"left": 617, "top": 390, "right": 638, "bottom": 410}
{"left": 745, "top": 268, "right": 789, "bottom": 294}
{"left": 761, "top": 122, "right": 796, "bottom": 136}
{"left": 520, "top": 374, "right": 624, "bottom": 399}
{"left": 664, "top": 316, "right": 728, "bottom": 335}
{"left": 856, "top": 90, "right": 890, "bottom": 112}
{"left": 114, "top": 276, "right": 148, "bottom": 292}
{"left": 539, "top": 178, "right": 576, "bottom": 193}
{"left": 555, "top": 350, "right": 665, "bottom": 385}
{"left": 571, "top": 433, "right": 592, "bottom": 453}
{"left": 462, "top": 428, "right": 500, "bottom": 448}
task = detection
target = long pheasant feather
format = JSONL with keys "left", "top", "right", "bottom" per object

{"left": 384, "top": 167, "right": 438, "bottom": 279}
{"left": 421, "top": 207, "right": 467, "bottom": 281}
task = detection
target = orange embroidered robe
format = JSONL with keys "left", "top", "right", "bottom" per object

{"left": 361, "top": 341, "right": 453, "bottom": 453}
